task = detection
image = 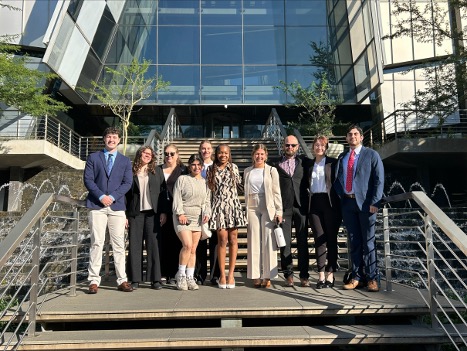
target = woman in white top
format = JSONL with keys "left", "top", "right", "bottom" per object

{"left": 172, "top": 154, "right": 211, "bottom": 291}
{"left": 308, "top": 136, "right": 342, "bottom": 289}
{"left": 244, "top": 144, "right": 282, "bottom": 288}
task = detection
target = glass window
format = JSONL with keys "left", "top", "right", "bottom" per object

{"left": 243, "top": 1, "right": 285, "bottom": 26}
{"left": 244, "top": 27, "right": 285, "bottom": 64}
{"left": 286, "top": 27, "right": 327, "bottom": 64}
{"left": 91, "top": 7, "right": 117, "bottom": 61}
{"left": 286, "top": 66, "right": 319, "bottom": 88}
{"left": 158, "top": 0, "right": 199, "bottom": 26}
{"left": 285, "top": 0, "right": 327, "bottom": 26}
{"left": 201, "top": 66, "right": 242, "bottom": 103}
{"left": 201, "top": 0, "right": 241, "bottom": 25}
{"left": 78, "top": 50, "right": 102, "bottom": 95}
{"left": 244, "top": 66, "right": 286, "bottom": 104}
{"left": 158, "top": 65, "right": 200, "bottom": 103}
{"left": 67, "top": 0, "right": 84, "bottom": 21}
{"left": 201, "top": 27, "right": 242, "bottom": 64}
{"left": 159, "top": 26, "right": 199, "bottom": 64}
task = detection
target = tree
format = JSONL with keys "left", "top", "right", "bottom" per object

{"left": 277, "top": 41, "right": 340, "bottom": 136}
{"left": 387, "top": 0, "right": 467, "bottom": 125}
{"left": 0, "top": 2, "right": 69, "bottom": 117}
{"left": 83, "top": 58, "right": 170, "bottom": 155}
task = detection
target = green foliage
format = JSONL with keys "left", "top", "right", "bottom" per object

{"left": 387, "top": 0, "right": 467, "bottom": 125}
{"left": 81, "top": 58, "right": 170, "bottom": 155}
{"left": 0, "top": 44, "right": 69, "bottom": 117}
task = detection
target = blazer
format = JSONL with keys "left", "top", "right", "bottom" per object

{"left": 244, "top": 164, "right": 283, "bottom": 221}
{"left": 125, "top": 166, "right": 167, "bottom": 217}
{"left": 83, "top": 150, "right": 133, "bottom": 211}
{"left": 334, "top": 146, "right": 385, "bottom": 212}
{"left": 307, "top": 156, "right": 340, "bottom": 210}
{"left": 269, "top": 155, "right": 310, "bottom": 212}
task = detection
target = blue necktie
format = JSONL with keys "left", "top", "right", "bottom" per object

{"left": 107, "top": 154, "right": 114, "bottom": 175}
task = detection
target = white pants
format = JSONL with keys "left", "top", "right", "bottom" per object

{"left": 88, "top": 207, "right": 127, "bottom": 286}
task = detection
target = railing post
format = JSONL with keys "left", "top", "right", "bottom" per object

{"left": 424, "top": 214, "right": 439, "bottom": 328}
{"left": 394, "top": 114, "right": 397, "bottom": 140}
{"left": 27, "top": 220, "right": 42, "bottom": 337}
{"left": 382, "top": 207, "right": 392, "bottom": 291}
{"left": 69, "top": 209, "right": 79, "bottom": 297}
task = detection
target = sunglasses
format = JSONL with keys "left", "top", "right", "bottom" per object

{"left": 285, "top": 144, "right": 298, "bottom": 148}
{"left": 165, "top": 152, "right": 176, "bottom": 157}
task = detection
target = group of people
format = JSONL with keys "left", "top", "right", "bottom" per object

{"left": 83, "top": 124, "right": 384, "bottom": 294}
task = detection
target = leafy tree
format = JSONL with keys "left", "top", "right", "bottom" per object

{"left": 82, "top": 58, "right": 170, "bottom": 155}
{"left": 277, "top": 41, "right": 340, "bottom": 136}
{"left": 0, "top": 2, "right": 69, "bottom": 117}
{"left": 387, "top": 0, "right": 467, "bottom": 126}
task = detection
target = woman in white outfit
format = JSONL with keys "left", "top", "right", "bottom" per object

{"left": 244, "top": 144, "right": 283, "bottom": 288}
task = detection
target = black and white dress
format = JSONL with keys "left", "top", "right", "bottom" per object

{"left": 208, "top": 163, "right": 247, "bottom": 230}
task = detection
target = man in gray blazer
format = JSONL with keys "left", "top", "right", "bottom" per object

{"left": 334, "top": 125, "right": 384, "bottom": 292}
{"left": 83, "top": 127, "right": 133, "bottom": 294}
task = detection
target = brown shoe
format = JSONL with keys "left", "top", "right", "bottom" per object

{"left": 343, "top": 279, "right": 359, "bottom": 290}
{"left": 117, "top": 281, "right": 133, "bottom": 292}
{"left": 284, "top": 276, "right": 294, "bottom": 287}
{"left": 367, "top": 280, "right": 380, "bottom": 292}
{"left": 300, "top": 278, "right": 310, "bottom": 287}
{"left": 261, "top": 279, "right": 271, "bottom": 288}
{"left": 357, "top": 280, "right": 368, "bottom": 288}
{"left": 88, "top": 284, "right": 98, "bottom": 294}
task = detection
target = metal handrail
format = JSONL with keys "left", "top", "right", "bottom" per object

{"left": 261, "top": 108, "right": 288, "bottom": 152}
{"left": 364, "top": 109, "right": 467, "bottom": 149}
{"left": 144, "top": 107, "right": 183, "bottom": 165}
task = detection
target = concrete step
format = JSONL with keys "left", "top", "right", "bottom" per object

{"left": 17, "top": 324, "right": 467, "bottom": 350}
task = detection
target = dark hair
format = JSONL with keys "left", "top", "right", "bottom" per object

{"left": 347, "top": 124, "right": 363, "bottom": 135}
{"left": 207, "top": 144, "right": 235, "bottom": 192}
{"left": 132, "top": 146, "right": 156, "bottom": 174}
{"left": 102, "top": 127, "right": 121, "bottom": 139}
{"left": 312, "top": 135, "right": 329, "bottom": 150}
{"left": 188, "top": 153, "right": 204, "bottom": 165}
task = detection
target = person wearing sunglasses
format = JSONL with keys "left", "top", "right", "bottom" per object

{"left": 172, "top": 154, "right": 211, "bottom": 291}
{"left": 159, "top": 144, "right": 187, "bottom": 284}
{"left": 125, "top": 146, "right": 166, "bottom": 290}
{"left": 269, "top": 135, "right": 311, "bottom": 287}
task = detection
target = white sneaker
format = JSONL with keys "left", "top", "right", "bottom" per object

{"left": 175, "top": 272, "right": 188, "bottom": 291}
{"left": 187, "top": 277, "right": 199, "bottom": 290}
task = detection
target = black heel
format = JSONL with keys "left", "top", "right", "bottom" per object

{"left": 316, "top": 280, "right": 326, "bottom": 289}
{"left": 324, "top": 277, "right": 335, "bottom": 288}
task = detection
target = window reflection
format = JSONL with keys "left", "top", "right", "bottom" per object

{"left": 201, "top": 66, "right": 242, "bottom": 103}
{"left": 201, "top": 27, "right": 242, "bottom": 64}
{"left": 244, "top": 27, "right": 285, "bottom": 64}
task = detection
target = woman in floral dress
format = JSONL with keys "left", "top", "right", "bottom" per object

{"left": 207, "top": 144, "right": 247, "bottom": 289}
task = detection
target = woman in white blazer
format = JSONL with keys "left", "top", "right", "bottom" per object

{"left": 244, "top": 144, "right": 283, "bottom": 288}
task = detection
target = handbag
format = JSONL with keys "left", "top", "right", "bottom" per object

{"left": 201, "top": 222, "right": 212, "bottom": 240}
{"left": 274, "top": 223, "right": 286, "bottom": 248}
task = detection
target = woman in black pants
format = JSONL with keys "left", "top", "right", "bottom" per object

{"left": 307, "top": 136, "right": 342, "bottom": 289}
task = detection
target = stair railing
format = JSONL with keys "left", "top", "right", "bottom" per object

{"left": 144, "top": 107, "right": 183, "bottom": 164}
{"left": 261, "top": 108, "right": 288, "bottom": 151}
{"left": 378, "top": 191, "right": 466, "bottom": 350}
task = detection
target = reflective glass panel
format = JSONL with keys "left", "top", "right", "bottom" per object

{"left": 244, "top": 27, "right": 285, "bottom": 64}
{"left": 244, "top": 66, "right": 286, "bottom": 104}
{"left": 158, "top": 0, "right": 199, "bottom": 26}
{"left": 159, "top": 26, "right": 199, "bottom": 64}
{"left": 201, "top": 66, "right": 242, "bottom": 103}
{"left": 201, "top": 0, "right": 241, "bottom": 25}
{"left": 201, "top": 27, "right": 242, "bottom": 64}
{"left": 285, "top": 0, "right": 327, "bottom": 26}
{"left": 92, "top": 7, "right": 117, "bottom": 61}
{"left": 243, "top": 1, "right": 285, "bottom": 26}
{"left": 158, "top": 65, "right": 200, "bottom": 103}
{"left": 286, "top": 27, "right": 327, "bottom": 64}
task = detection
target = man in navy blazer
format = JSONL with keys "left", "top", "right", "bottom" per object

{"left": 334, "top": 124, "right": 384, "bottom": 292}
{"left": 83, "top": 127, "right": 133, "bottom": 294}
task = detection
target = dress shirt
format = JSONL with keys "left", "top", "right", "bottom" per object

{"left": 311, "top": 157, "right": 327, "bottom": 193}
{"left": 279, "top": 156, "right": 296, "bottom": 176}
{"left": 342, "top": 145, "right": 362, "bottom": 194}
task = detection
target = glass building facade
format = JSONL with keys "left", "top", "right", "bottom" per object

{"left": 43, "top": 0, "right": 383, "bottom": 109}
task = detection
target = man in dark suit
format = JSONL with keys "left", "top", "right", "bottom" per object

{"left": 334, "top": 124, "right": 384, "bottom": 292}
{"left": 270, "top": 135, "right": 311, "bottom": 287}
{"left": 83, "top": 127, "right": 133, "bottom": 294}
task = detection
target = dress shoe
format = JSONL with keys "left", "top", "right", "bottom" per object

{"left": 117, "top": 281, "right": 133, "bottom": 292}
{"left": 367, "top": 280, "right": 380, "bottom": 292}
{"left": 284, "top": 276, "right": 294, "bottom": 287}
{"left": 151, "top": 282, "right": 162, "bottom": 290}
{"left": 300, "top": 278, "right": 310, "bottom": 287}
{"left": 88, "top": 284, "right": 98, "bottom": 294}
{"left": 218, "top": 277, "right": 227, "bottom": 289}
{"left": 357, "top": 280, "right": 368, "bottom": 288}
{"left": 261, "top": 279, "right": 271, "bottom": 288}
{"left": 131, "top": 282, "right": 139, "bottom": 290}
{"left": 316, "top": 280, "right": 326, "bottom": 289}
{"left": 325, "top": 277, "right": 335, "bottom": 288}
{"left": 343, "top": 279, "right": 360, "bottom": 290}
{"left": 253, "top": 279, "right": 261, "bottom": 288}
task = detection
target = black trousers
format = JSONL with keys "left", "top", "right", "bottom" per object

{"left": 127, "top": 211, "right": 162, "bottom": 283}
{"left": 195, "top": 230, "right": 219, "bottom": 282}
{"left": 308, "top": 193, "right": 342, "bottom": 273}
{"left": 280, "top": 205, "right": 309, "bottom": 279}
{"left": 160, "top": 214, "right": 182, "bottom": 280}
